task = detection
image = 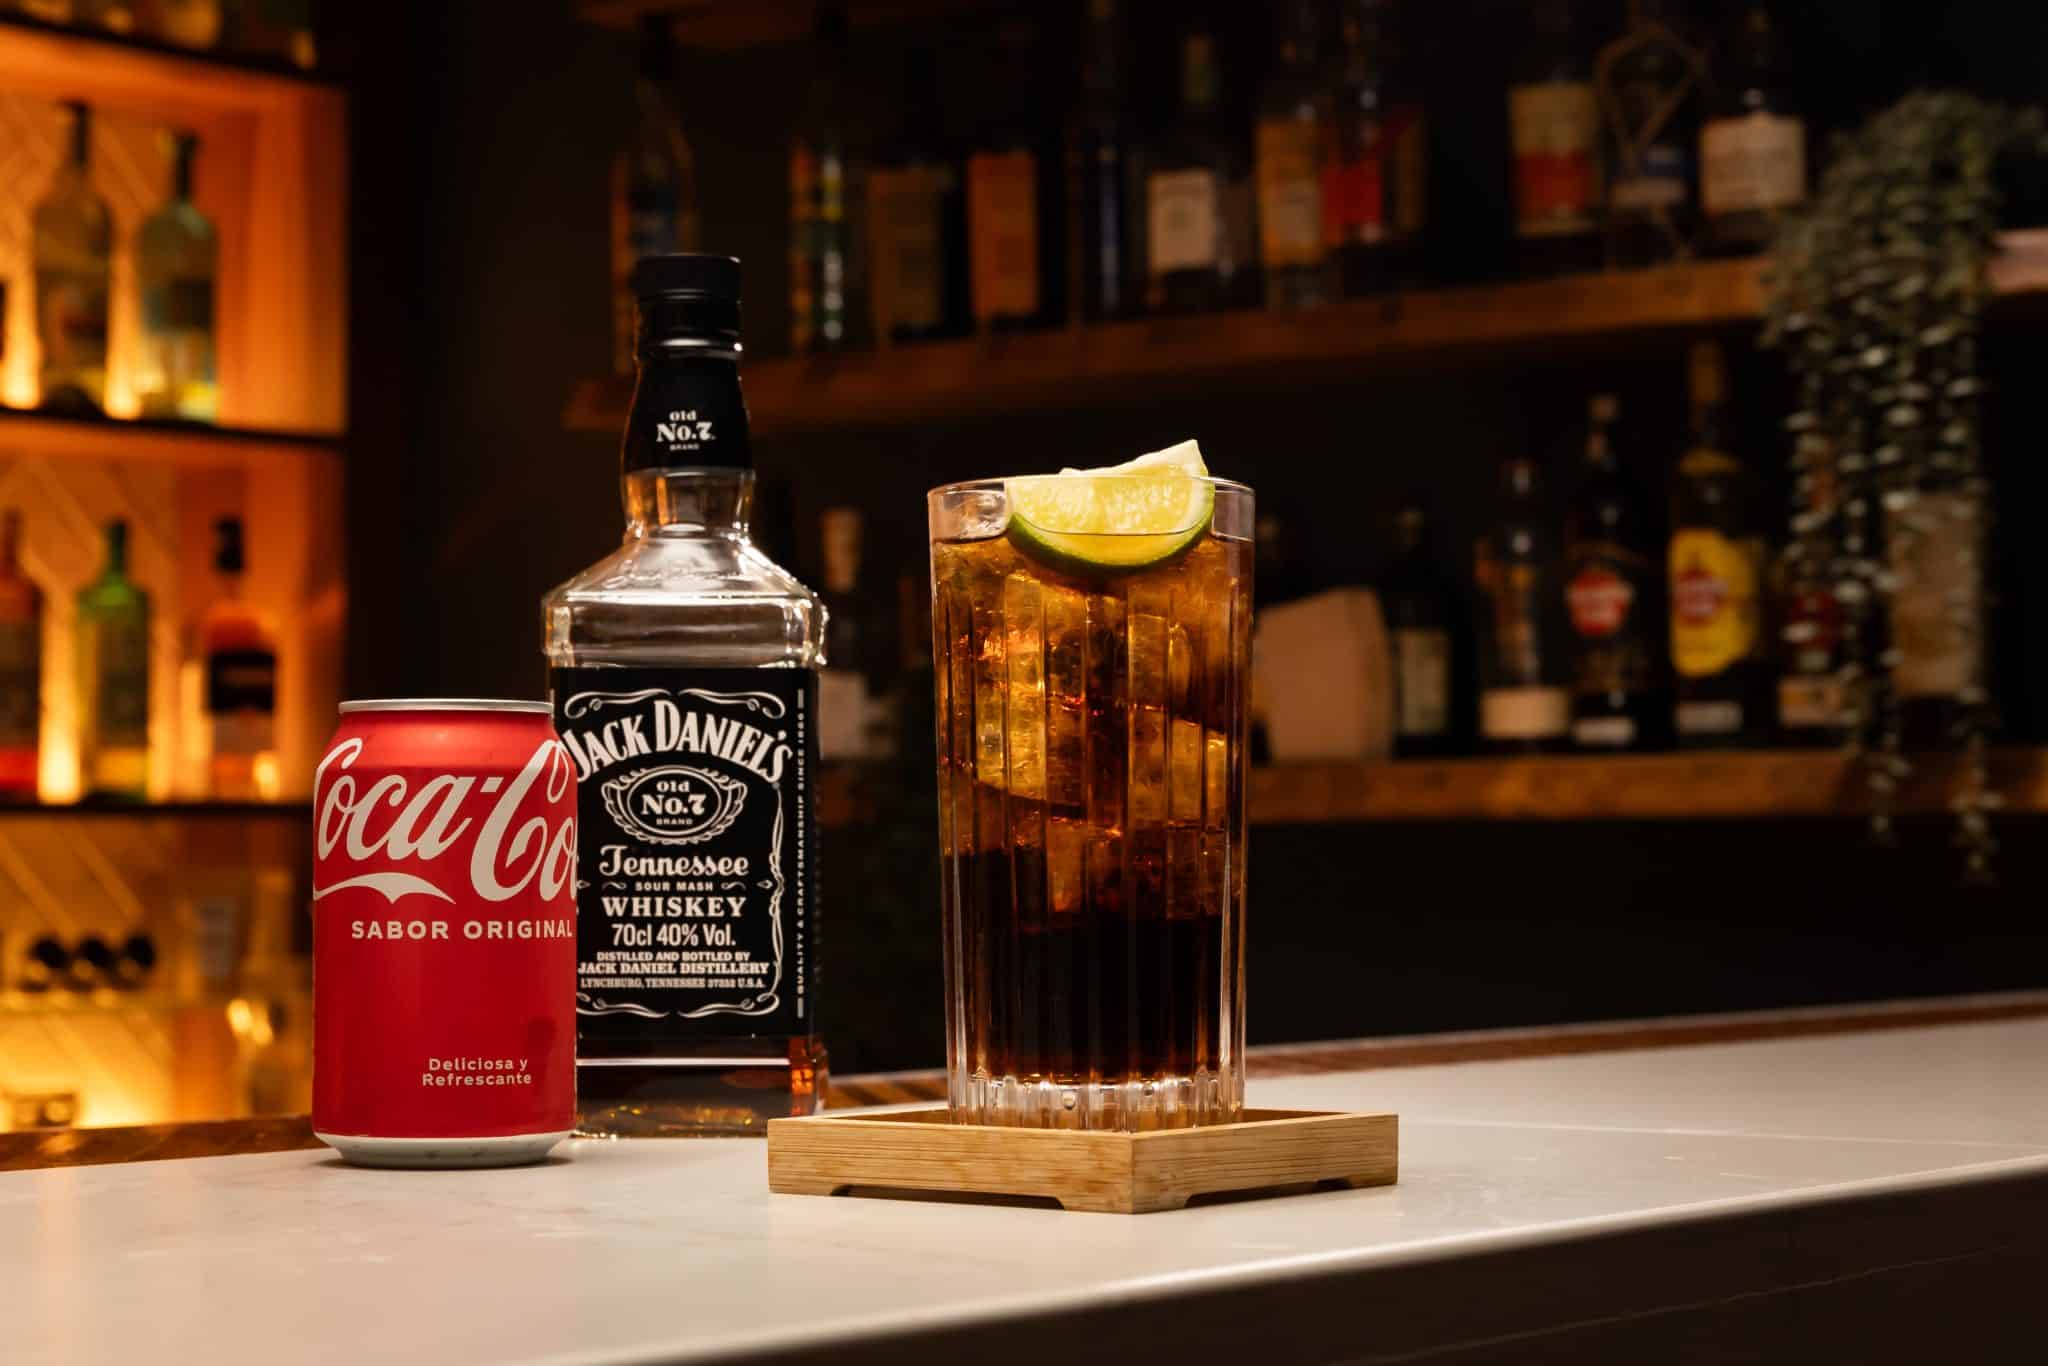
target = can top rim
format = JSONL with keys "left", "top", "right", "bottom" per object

{"left": 338, "top": 698, "right": 552, "bottom": 716}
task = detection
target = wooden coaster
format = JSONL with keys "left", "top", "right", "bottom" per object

{"left": 767, "top": 1107, "right": 1398, "bottom": 1214}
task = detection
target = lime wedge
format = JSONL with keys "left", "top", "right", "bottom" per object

{"left": 1006, "top": 440, "right": 1216, "bottom": 574}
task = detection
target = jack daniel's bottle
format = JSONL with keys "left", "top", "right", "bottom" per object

{"left": 544, "top": 255, "right": 827, "bottom": 1136}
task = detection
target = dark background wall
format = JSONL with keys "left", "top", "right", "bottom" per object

{"left": 344, "top": 1, "right": 2048, "bottom": 1073}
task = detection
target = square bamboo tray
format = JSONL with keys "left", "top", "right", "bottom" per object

{"left": 766, "top": 1107, "right": 1398, "bottom": 1214}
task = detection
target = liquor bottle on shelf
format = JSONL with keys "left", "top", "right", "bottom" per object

{"left": 1699, "top": 0, "right": 1806, "bottom": 257}
{"left": 1595, "top": 0, "right": 1705, "bottom": 268}
{"left": 790, "top": 4, "right": 864, "bottom": 351}
{"left": 1889, "top": 486, "right": 1986, "bottom": 750}
{"left": 1775, "top": 467, "right": 1848, "bottom": 746}
{"left": 1508, "top": 0, "right": 1602, "bottom": 277}
{"left": 1475, "top": 455, "right": 1570, "bottom": 752}
{"left": 612, "top": 14, "right": 700, "bottom": 374}
{"left": 1147, "top": 22, "right": 1235, "bottom": 315}
{"left": 1256, "top": 0, "right": 1332, "bottom": 310}
{"left": 21, "top": 935, "right": 68, "bottom": 993}
{"left": 1565, "top": 395, "right": 1661, "bottom": 750}
{"left": 818, "top": 506, "right": 879, "bottom": 761}
{"left": 1669, "top": 340, "right": 1766, "bottom": 747}
{"left": 111, "top": 932, "right": 158, "bottom": 990}
{"left": 1381, "top": 504, "right": 1459, "bottom": 757}
{"left": 77, "top": 519, "right": 151, "bottom": 800}
{"left": 195, "top": 518, "right": 278, "bottom": 800}
{"left": 0, "top": 509, "right": 40, "bottom": 801}
{"left": 1326, "top": 0, "right": 1426, "bottom": 297}
{"left": 544, "top": 254, "right": 827, "bottom": 1135}
{"left": 33, "top": 102, "right": 112, "bottom": 415}
{"left": 1070, "top": 0, "right": 1140, "bottom": 322}
{"left": 966, "top": 16, "right": 1055, "bottom": 332}
{"left": 153, "top": 0, "right": 224, "bottom": 49}
{"left": 867, "top": 46, "right": 964, "bottom": 346}
{"left": 136, "top": 132, "right": 219, "bottom": 422}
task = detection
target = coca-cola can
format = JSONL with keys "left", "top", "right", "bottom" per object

{"left": 312, "top": 699, "right": 578, "bottom": 1167}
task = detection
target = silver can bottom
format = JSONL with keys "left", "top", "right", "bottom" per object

{"left": 314, "top": 1130, "right": 570, "bottom": 1169}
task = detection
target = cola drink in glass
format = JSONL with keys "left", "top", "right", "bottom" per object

{"left": 311, "top": 699, "right": 578, "bottom": 1168}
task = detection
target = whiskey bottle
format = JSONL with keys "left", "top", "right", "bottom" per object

{"left": 1774, "top": 469, "right": 1847, "bottom": 746}
{"left": 544, "top": 255, "right": 827, "bottom": 1136}
{"left": 1595, "top": 0, "right": 1705, "bottom": 268}
{"left": 1071, "top": 0, "right": 1140, "bottom": 321}
{"left": 1699, "top": 0, "right": 1804, "bottom": 257}
{"left": 1508, "top": 0, "right": 1602, "bottom": 277}
{"left": 966, "top": 16, "right": 1054, "bottom": 331}
{"left": 135, "top": 131, "right": 219, "bottom": 422}
{"left": 77, "top": 519, "right": 151, "bottom": 800}
{"left": 1381, "top": 504, "right": 1459, "bottom": 757}
{"left": 33, "top": 102, "right": 112, "bottom": 415}
{"left": 1326, "top": 0, "right": 1427, "bottom": 297}
{"left": 789, "top": 3, "right": 862, "bottom": 351}
{"left": 0, "top": 508, "right": 41, "bottom": 801}
{"left": 1475, "top": 455, "right": 1570, "bottom": 752}
{"left": 1147, "top": 24, "right": 1233, "bottom": 314}
{"left": 1669, "top": 341, "right": 1766, "bottom": 746}
{"left": 196, "top": 518, "right": 277, "bottom": 799}
{"left": 867, "top": 46, "right": 963, "bottom": 344}
{"left": 1255, "top": 0, "right": 1332, "bottom": 310}
{"left": 817, "top": 506, "right": 872, "bottom": 760}
{"left": 612, "top": 14, "right": 700, "bottom": 373}
{"left": 1565, "top": 395, "right": 1661, "bottom": 749}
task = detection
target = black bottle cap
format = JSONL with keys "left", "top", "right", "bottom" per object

{"left": 633, "top": 255, "right": 741, "bottom": 351}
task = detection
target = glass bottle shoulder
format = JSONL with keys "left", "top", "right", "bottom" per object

{"left": 543, "top": 528, "right": 825, "bottom": 671}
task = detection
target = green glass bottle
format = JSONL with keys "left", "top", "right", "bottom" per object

{"left": 136, "top": 131, "right": 219, "bottom": 422}
{"left": 77, "top": 520, "right": 151, "bottom": 800}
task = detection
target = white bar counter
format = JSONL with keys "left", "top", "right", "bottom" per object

{"left": 8, "top": 999, "right": 2048, "bottom": 1365}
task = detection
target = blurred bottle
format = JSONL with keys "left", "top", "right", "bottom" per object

{"left": 1325, "top": 0, "right": 1426, "bottom": 296}
{"left": 1774, "top": 467, "right": 1847, "bottom": 746}
{"left": 1380, "top": 504, "right": 1458, "bottom": 757}
{"left": 818, "top": 508, "right": 882, "bottom": 760}
{"left": 1890, "top": 489, "right": 1985, "bottom": 750}
{"left": 226, "top": 0, "right": 317, "bottom": 69}
{"left": 1669, "top": 340, "right": 1766, "bottom": 746}
{"left": 21, "top": 935, "right": 69, "bottom": 993}
{"left": 1596, "top": 0, "right": 1704, "bottom": 268}
{"left": 66, "top": 934, "right": 116, "bottom": 991}
{"left": 612, "top": 14, "right": 700, "bottom": 373}
{"left": 868, "top": 46, "right": 965, "bottom": 345}
{"left": 1507, "top": 0, "right": 1601, "bottom": 277}
{"left": 34, "top": 102, "right": 112, "bottom": 415}
{"left": 111, "top": 931, "right": 158, "bottom": 990}
{"left": 791, "top": 4, "right": 865, "bottom": 351}
{"left": 1147, "top": 22, "right": 1234, "bottom": 314}
{"left": 1070, "top": 0, "right": 1141, "bottom": 321}
{"left": 1565, "top": 395, "right": 1661, "bottom": 749}
{"left": 136, "top": 131, "right": 219, "bottom": 422}
{"left": 154, "top": 0, "right": 225, "bottom": 49}
{"left": 967, "top": 16, "right": 1055, "bottom": 331}
{"left": 1256, "top": 0, "right": 1332, "bottom": 310}
{"left": 76, "top": 0, "right": 133, "bottom": 31}
{"left": 0, "top": 509, "right": 42, "bottom": 801}
{"left": 1475, "top": 455, "right": 1570, "bottom": 752}
{"left": 77, "top": 519, "right": 151, "bottom": 800}
{"left": 1699, "top": 0, "right": 1805, "bottom": 257}
{"left": 196, "top": 518, "right": 277, "bottom": 799}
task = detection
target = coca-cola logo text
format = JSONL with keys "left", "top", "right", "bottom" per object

{"left": 314, "top": 737, "right": 577, "bottom": 907}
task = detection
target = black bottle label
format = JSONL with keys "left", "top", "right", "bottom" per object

{"left": 207, "top": 647, "right": 277, "bottom": 714}
{"left": 551, "top": 666, "right": 817, "bottom": 1045}
{"left": 623, "top": 358, "right": 751, "bottom": 474}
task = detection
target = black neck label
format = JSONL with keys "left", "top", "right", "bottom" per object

{"left": 551, "top": 666, "right": 815, "bottom": 1044}
{"left": 623, "top": 358, "right": 751, "bottom": 474}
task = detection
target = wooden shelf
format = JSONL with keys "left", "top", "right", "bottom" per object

{"left": 579, "top": 0, "right": 983, "bottom": 47}
{"left": 566, "top": 232, "right": 2048, "bottom": 437}
{"left": 0, "top": 14, "right": 333, "bottom": 97}
{"left": 1249, "top": 749, "right": 2048, "bottom": 824}
{"left": 0, "top": 990, "right": 234, "bottom": 1019}
{"left": 0, "top": 408, "right": 339, "bottom": 468}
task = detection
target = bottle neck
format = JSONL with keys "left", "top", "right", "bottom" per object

{"left": 69, "top": 112, "right": 89, "bottom": 170}
{"left": 173, "top": 139, "right": 196, "bottom": 201}
{"left": 621, "top": 344, "right": 752, "bottom": 496}
{"left": 625, "top": 467, "right": 754, "bottom": 537}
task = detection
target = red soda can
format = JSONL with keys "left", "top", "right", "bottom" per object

{"left": 312, "top": 699, "right": 577, "bottom": 1167}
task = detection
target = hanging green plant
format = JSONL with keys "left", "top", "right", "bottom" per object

{"left": 1764, "top": 92, "right": 2044, "bottom": 876}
